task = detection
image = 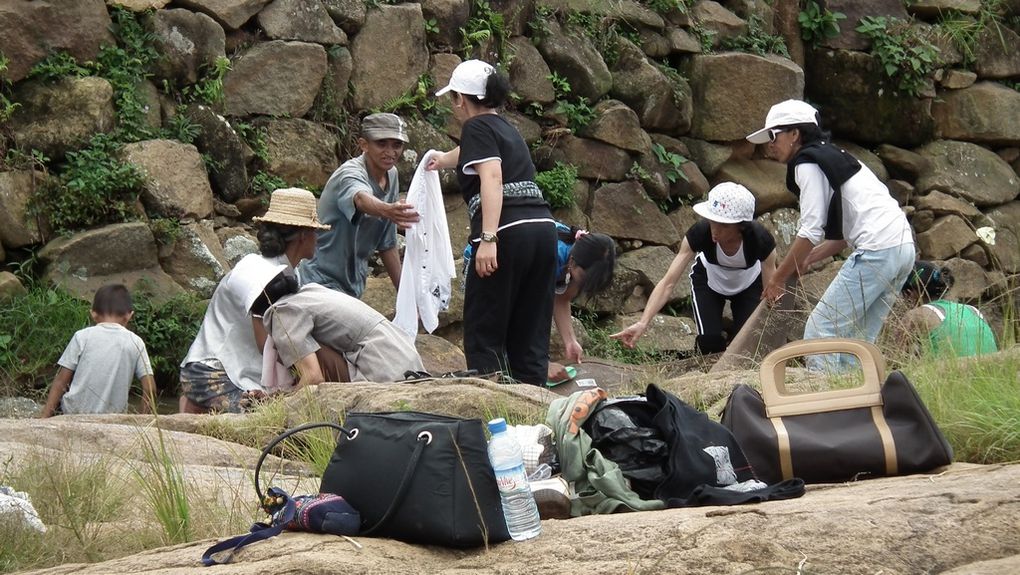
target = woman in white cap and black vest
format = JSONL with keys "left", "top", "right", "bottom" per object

{"left": 612, "top": 183, "right": 777, "bottom": 355}
{"left": 427, "top": 60, "right": 558, "bottom": 386}
{"left": 179, "top": 188, "right": 330, "bottom": 413}
{"left": 747, "top": 99, "right": 914, "bottom": 372}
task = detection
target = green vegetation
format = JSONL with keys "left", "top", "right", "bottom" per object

{"left": 936, "top": 0, "right": 1009, "bottom": 67}
{"left": 722, "top": 14, "right": 790, "bottom": 57}
{"left": 133, "top": 427, "right": 192, "bottom": 544}
{"left": 651, "top": 143, "right": 690, "bottom": 184}
{"left": 548, "top": 72, "right": 596, "bottom": 133}
{"left": 534, "top": 161, "right": 578, "bottom": 209}
{"left": 856, "top": 16, "right": 941, "bottom": 97}
{"left": 378, "top": 73, "right": 450, "bottom": 130}
{"left": 460, "top": 0, "right": 507, "bottom": 62}
{"left": 180, "top": 57, "right": 230, "bottom": 106}
{"left": 798, "top": 0, "right": 847, "bottom": 47}
{"left": 640, "top": 0, "right": 693, "bottom": 14}
{"left": 130, "top": 289, "right": 207, "bottom": 389}
{"left": 250, "top": 170, "right": 288, "bottom": 196}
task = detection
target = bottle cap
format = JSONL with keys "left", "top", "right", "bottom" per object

{"left": 487, "top": 418, "right": 507, "bottom": 434}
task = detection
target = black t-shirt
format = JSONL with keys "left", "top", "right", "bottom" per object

{"left": 686, "top": 219, "right": 776, "bottom": 268}
{"left": 457, "top": 114, "right": 548, "bottom": 234}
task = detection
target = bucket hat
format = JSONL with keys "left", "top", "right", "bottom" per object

{"left": 253, "top": 188, "right": 330, "bottom": 230}
{"left": 746, "top": 99, "right": 819, "bottom": 144}
{"left": 435, "top": 59, "right": 494, "bottom": 98}
{"left": 692, "top": 183, "right": 756, "bottom": 224}
{"left": 361, "top": 113, "right": 409, "bottom": 143}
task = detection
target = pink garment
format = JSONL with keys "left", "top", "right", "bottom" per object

{"left": 261, "top": 336, "right": 295, "bottom": 393}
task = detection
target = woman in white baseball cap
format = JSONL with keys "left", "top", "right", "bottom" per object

{"left": 612, "top": 182, "right": 778, "bottom": 355}
{"left": 427, "top": 60, "right": 558, "bottom": 386}
{"left": 747, "top": 99, "right": 915, "bottom": 372}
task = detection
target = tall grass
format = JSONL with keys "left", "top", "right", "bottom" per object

{"left": 132, "top": 426, "right": 192, "bottom": 544}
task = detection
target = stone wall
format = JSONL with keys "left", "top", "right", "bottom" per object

{"left": 1, "top": 0, "right": 1018, "bottom": 354}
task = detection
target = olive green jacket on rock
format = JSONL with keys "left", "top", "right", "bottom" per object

{"left": 546, "top": 389, "right": 665, "bottom": 516}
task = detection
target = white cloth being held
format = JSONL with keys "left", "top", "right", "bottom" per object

{"left": 260, "top": 336, "right": 296, "bottom": 393}
{"left": 394, "top": 150, "right": 456, "bottom": 339}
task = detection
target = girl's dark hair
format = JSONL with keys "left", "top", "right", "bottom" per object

{"left": 571, "top": 232, "right": 617, "bottom": 296}
{"left": 249, "top": 272, "right": 299, "bottom": 317}
{"left": 257, "top": 222, "right": 308, "bottom": 258}
{"left": 92, "top": 284, "right": 133, "bottom": 316}
{"left": 785, "top": 122, "right": 831, "bottom": 146}
{"left": 902, "top": 261, "right": 953, "bottom": 301}
{"left": 471, "top": 70, "right": 511, "bottom": 109}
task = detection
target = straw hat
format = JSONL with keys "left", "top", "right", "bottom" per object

{"left": 252, "top": 188, "right": 330, "bottom": 230}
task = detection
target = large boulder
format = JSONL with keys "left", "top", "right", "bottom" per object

{"left": 610, "top": 38, "right": 689, "bottom": 134}
{"left": 932, "top": 82, "right": 1020, "bottom": 146}
{"left": 534, "top": 135, "right": 633, "bottom": 182}
{"left": 591, "top": 181, "right": 680, "bottom": 246}
{"left": 579, "top": 100, "right": 652, "bottom": 154}
{"left": 687, "top": 53, "right": 804, "bottom": 142}
{"left": 149, "top": 8, "right": 226, "bottom": 86}
{"left": 805, "top": 49, "right": 936, "bottom": 147}
{"left": 915, "top": 215, "right": 977, "bottom": 260}
{"left": 0, "top": 170, "right": 49, "bottom": 249}
{"left": 173, "top": 0, "right": 273, "bottom": 29}
{"left": 38, "top": 222, "right": 184, "bottom": 302}
{"left": 258, "top": 0, "right": 348, "bottom": 45}
{"left": 184, "top": 104, "right": 253, "bottom": 203}
{"left": 819, "top": 0, "right": 910, "bottom": 51}
{"left": 8, "top": 77, "right": 116, "bottom": 160}
{"left": 253, "top": 118, "right": 339, "bottom": 190}
{"left": 421, "top": 0, "right": 472, "bottom": 52}
{"left": 349, "top": 4, "right": 429, "bottom": 111}
{"left": 121, "top": 139, "right": 215, "bottom": 219}
{"left": 0, "top": 0, "right": 113, "bottom": 83}
{"left": 322, "top": 0, "right": 366, "bottom": 34}
{"left": 691, "top": 0, "right": 747, "bottom": 48}
{"left": 536, "top": 21, "right": 613, "bottom": 103}
{"left": 506, "top": 36, "right": 555, "bottom": 105}
{"left": 973, "top": 25, "right": 1020, "bottom": 79}
{"left": 159, "top": 220, "right": 230, "bottom": 297}
{"left": 714, "top": 158, "right": 797, "bottom": 214}
{"left": 617, "top": 245, "right": 691, "bottom": 304}
{"left": 222, "top": 40, "right": 327, "bottom": 117}
{"left": 647, "top": 134, "right": 711, "bottom": 201}
{"left": 0, "top": 271, "right": 27, "bottom": 301}
{"left": 915, "top": 140, "right": 1019, "bottom": 207}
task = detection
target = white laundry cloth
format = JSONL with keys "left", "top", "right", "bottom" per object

{"left": 0, "top": 485, "right": 46, "bottom": 533}
{"left": 260, "top": 336, "right": 296, "bottom": 393}
{"left": 394, "top": 150, "right": 456, "bottom": 339}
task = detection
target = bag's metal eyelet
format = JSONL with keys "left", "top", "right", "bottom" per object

{"left": 348, "top": 428, "right": 359, "bottom": 440}
{"left": 417, "top": 431, "right": 433, "bottom": 445}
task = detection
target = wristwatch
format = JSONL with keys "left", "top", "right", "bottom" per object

{"left": 480, "top": 231, "right": 498, "bottom": 243}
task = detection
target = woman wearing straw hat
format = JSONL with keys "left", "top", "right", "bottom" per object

{"left": 611, "top": 183, "right": 777, "bottom": 355}
{"left": 179, "top": 188, "right": 331, "bottom": 413}
{"left": 427, "top": 60, "right": 558, "bottom": 386}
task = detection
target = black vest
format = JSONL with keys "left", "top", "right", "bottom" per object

{"left": 785, "top": 142, "right": 862, "bottom": 241}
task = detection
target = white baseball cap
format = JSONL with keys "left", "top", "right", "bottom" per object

{"left": 692, "top": 182, "right": 756, "bottom": 224}
{"left": 434, "top": 59, "right": 495, "bottom": 98}
{"left": 746, "top": 99, "right": 819, "bottom": 144}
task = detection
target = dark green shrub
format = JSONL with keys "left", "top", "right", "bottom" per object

{"left": 535, "top": 162, "right": 578, "bottom": 209}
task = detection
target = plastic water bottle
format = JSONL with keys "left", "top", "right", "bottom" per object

{"left": 487, "top": 418, "right": 542, "bottom": 541}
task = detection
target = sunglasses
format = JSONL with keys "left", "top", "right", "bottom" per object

{"left": 767, "top": 128, "right": 788, "bottom": 142}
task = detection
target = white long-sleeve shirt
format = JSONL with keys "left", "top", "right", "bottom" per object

{"left": 394, "top": 150, "right": 456, "bottom": 339}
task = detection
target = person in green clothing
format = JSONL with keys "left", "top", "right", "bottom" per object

{"left": 900, "top": 261, "right": 997, "bottom": 358}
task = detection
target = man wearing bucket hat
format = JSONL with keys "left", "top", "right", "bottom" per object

{"left": 300, "top": 112, "right": 419, "bottom": 299}
{"left": 747, "top": 99, "right": 914, "bottom": 372}
{"left": 179, "top": 188, "right": 331, "bottom": 413}
{"left": 612, "top": 183, "right": 777, "bottom": 355}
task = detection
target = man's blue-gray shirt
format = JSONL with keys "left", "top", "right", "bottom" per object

{"left": 299, "top": 154, "right": 398, "bottom": 297}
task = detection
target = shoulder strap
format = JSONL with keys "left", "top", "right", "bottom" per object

{"left": 202, "top": 487, "right": 297, "bottom": 566}
{"left": 922, "top": 303, "right": 946, "bottom": 322}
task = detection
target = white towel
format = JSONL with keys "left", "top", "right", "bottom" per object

{"left": 261, "top": 336, "right": 295, "bottom": 393}
{"left": 394, "top": 150, "right": 456, "bottom": 339}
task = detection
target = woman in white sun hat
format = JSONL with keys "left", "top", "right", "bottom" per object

{"left": 747, "top": 99, "right": 914, "bottom": 372}
{"left": 612, "top": 183, "right": 777, "bottom": 355}
{"left": 179, "top": 188, "right": 330, "bottom": 413}
{"left": 426, "top": 60, "right": 558, "bottom": 386}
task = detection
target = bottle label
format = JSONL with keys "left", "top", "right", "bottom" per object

{"left": 493, "top": 463, "right": 528, "bottom": 493}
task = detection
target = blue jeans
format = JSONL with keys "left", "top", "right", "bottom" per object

{"left": 803, "top": 243, "right": 915, "bottom": 372}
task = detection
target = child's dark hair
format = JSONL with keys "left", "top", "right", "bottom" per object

{"left": 257, "top": 223, "right": 309, "bottom": 258}
{"left": 571, "top": 232, "right": 617, "bottom": 296}
{"left": 471, "top": 70, "right": 511, "bottom": 109}
{"left": 902, "top": 261, "right": 952, "bottom": 301}
{"left": 249, "top": 272, "right": 299, "bottom": 317}
{"left": 92, "top": 284, "right": 133, "bottom": 316}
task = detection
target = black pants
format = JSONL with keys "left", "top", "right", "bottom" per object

{"left": 690, "top": 272, "right": 763, "bottom": 354}
{"left": 463, "top": 221, "right": 557, "bottom": 385}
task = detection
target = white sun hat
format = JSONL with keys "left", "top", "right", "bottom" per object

{"left": 692, "top": 182, "right": 756, "bottom": 224}
{"left": 746, "top": 99, "right": 819, "bottom": 144}
{"left": 225, "top": 253, "right": 289, "bottom": 314}
{"left": 434, "top": 59, "right": 495, "bottom": 98}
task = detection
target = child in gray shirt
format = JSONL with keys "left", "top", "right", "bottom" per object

{"left": 40, "top": 284, "right": 156, "bottom": 417}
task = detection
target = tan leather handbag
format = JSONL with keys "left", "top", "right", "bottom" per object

{"left": 721, "top": 338, "right": 953, "bottom": 484}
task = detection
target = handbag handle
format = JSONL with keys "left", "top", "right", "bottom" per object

{"left": 759, "top": 338, "right": 886, "bottom": 417}
{"left": 253, "top": 420, "right": 431, "bottom": 536}
{"left": 254, "top": 422, "right": 353, "bottom": 508}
